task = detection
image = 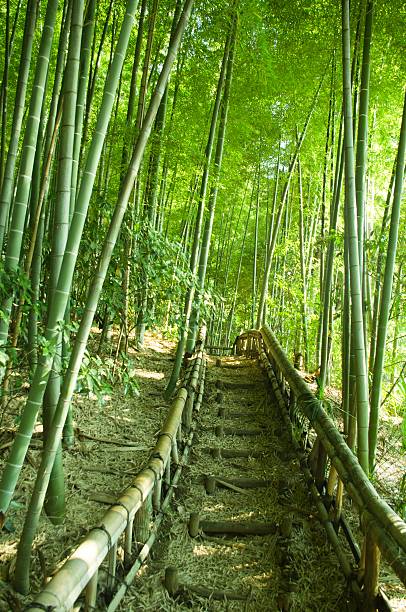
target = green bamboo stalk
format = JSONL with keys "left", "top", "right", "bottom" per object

{"left": 42, "top": 0, "right": 84, "bottom": 526}
{"left": 0, "top": 0, "right": 58, "bottom": 347}
{"left": 0, "top": 0, "right": 38, "bottom": 252}
{"left": 27, "top": 0, "right": 72, "bottom": 370}
{"left": 0, "top": 0, "right": 10, "bottom": 188}
{"left": 369, "top": 159, "right": 396, "bottom": 374}
{"left": 0, "top": 0, "right": 141, "bottom": 522}
{"left": 369, "top": 91, "right": 406, "bottom": 471}
{"left": 355, "top": 0, "right": 373, "bottom": 272}
{"left": 252, "top": 160, "right": 260, "bottom": 329}
{"left": 297, "top": 156, "right": 308, "bottom": 369}
{"left": 225, "top": 186, "right": 254, "bottom": 345}
{"left": 70, "top": 0, "right": 95, "bottom": 210}
{"left": 187, "top": 12, "right": 237, "bottom": 351}
{"left": 13, "top": 1, "right": 193, "bottom": 593}
{"left": 82, "top": 0, "right": 114, "bottom": 147}
{"left": 118, "top": 0, "right": 148, "bottom": 353}
{"left": 342, "top": 0, "right": 369, "bottom": 473}
{"left": 134, "top": 0, "right": 160, "bottom": 347}
{"left": 256, "top": 73, "right": 325, "bottom": 328}
{"left": 165, "top": 23, "right": 231, "bottom": 396}
{"left": 319, "top": 123, "right": 344, "bottom": 392}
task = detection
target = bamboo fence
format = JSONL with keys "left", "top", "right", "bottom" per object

{"left": 258, "top": 324, "right": 406, "bottom": 608}
{"left": 27, "top": 329, "right": 207, "bottom": 611}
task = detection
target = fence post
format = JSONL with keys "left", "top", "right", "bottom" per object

{"left": 85, "top": 570, "right": 98, "bottom": 611}
{"left": 106, "top": 542, "right": 117, "bottom": 593}
{"left": 124, "top": 516, "right": 134, "bottom": 567}
{"left": 363, "top": 529, "right": 380, "bottom": 610}
{"left": 134, "top": 493, "right": 152, "bottom": 552}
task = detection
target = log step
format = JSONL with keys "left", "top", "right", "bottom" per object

{"left": 215, "top": 360, "right": 255, "bottom": 369}
{"left": 215, "top": 425, "right": 264, "bottom": 437}
{"left": 221, "top": 381, "right": 264, "bottom": 389}
{"left": 204, "top": 475, "right": 271, "bottom": 493}
{"left": 164, "top": 567, "right": 248, "bottom": 601}
{"left": 189, "top": 513, "right": 276, "bottom": 537}
{"left": 207, "top": 448, "right": 264, "bottom": 459}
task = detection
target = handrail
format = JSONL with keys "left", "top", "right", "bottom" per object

{"left": 28, "top": 330, "right": 207, "bottom": 611}
{"left": 259, "top": 324, "right": 406, "bottom": 591}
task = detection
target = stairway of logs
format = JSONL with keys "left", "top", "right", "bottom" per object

{"left": 120, "top": 355, "right": 346, "bottom": 611}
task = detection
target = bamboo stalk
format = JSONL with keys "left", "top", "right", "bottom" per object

{"left": 85, "top": 570, "right": 98, "bottom": 611}
{"left": 107, "top": 429, "right": 196, "bottom": 610}
{"left": 106, "top": 542, "right": 117, "bottom": 593}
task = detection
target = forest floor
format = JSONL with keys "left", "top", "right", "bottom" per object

{"left": 0, "top": 332, "right": 405, "bottom": 611}
{"left": 0, "top": 330, "right": 176, "bottom": 610}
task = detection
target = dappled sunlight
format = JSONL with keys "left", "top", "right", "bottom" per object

{"left": 134, "top": 368, "right": 164, "bottom": 381}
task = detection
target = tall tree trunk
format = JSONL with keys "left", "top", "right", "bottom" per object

{"left": 0, "top": 0, "right": 38, "bottom": 252}
{"left": 369, "top": 91, "right": 406, "bottom": 471}
{"left": 165, "top": 22, "right": 231, "bottom": 396}
{"left": 13, "top": 1, "right": 193, "bottom": 592}
{"left": 341, "top": 0, "right": 369, "bottom": 473}
{"left": 0, "top": 0, "right": 142, "bottom": 527}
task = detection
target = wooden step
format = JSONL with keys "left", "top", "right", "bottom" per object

{"left": 206, "top": 447, "right": 264, "bottom": 459}
{"left": 189, "top": 513, "right": 276, "bottom": 537}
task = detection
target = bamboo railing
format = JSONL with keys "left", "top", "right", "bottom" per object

{"left": 256, "top": 324, "right": 406, "bottom": 609}
{"left": 27, "top": 328, "right": 207, "bottom": 611}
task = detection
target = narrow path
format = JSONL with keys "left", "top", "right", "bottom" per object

{"left": 121, "top": 355, "right": 347, "bottom": 611}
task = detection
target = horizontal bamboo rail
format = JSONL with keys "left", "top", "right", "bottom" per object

{"left": 257, "top": 325, "right": 406, "bottom": 598}
{"left": 28, "top": 330, "right": 207, "bottom": 611}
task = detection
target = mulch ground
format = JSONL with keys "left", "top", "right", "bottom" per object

{"left": 0, "top": 336, "right": 405, "bottom": 611}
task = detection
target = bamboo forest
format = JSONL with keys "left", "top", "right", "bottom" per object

{"left": 0, "top": 0, "right": 405, "bottom": 610}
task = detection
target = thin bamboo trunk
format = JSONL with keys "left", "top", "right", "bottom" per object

{"left": 251, "top": 162, "right": 260, "bottom": 328}
{"left": 369, "top": 91, "right": 406, "bottom": 470}
{"left": 42, "top": 0, "right": 83, "bottom": 526}
{"left": 0, "top": 0, "right": 38, "bottom": 252}
{"left": 165, "top": 23, "right": 231, "bottom": 396}
{"left": 342, "top": 0, "right": 370, "bottom": 473}
{"left": 0, "top": 0, "right": 142, "bottom": 522}
{"left": 0, "top": 0, "right": 58, "bottom": 348}
{"left": 13, "top": 2, "right": 193, "bottom": 593}
{"left": 186, "top": 13, "right": 236, "bottom": 351}
{"left": 256, "top": 74, "right": 325, "bottom": 328}
{"left": 297, "top": 157, "right": 308, "bottom": 369}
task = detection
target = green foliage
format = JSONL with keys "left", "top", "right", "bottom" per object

{"left": 76, "top": 350, "right": 139, "bottom": 405}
